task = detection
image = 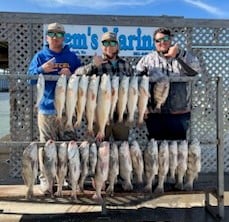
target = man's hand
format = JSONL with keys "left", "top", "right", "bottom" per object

{"left": 93, "top": 53, "right": 107, "bottom": 67}
{"left": 41, "top": 57, "right": 57, "bottom": 73}
{"left": 59, "top": 68, "right": 71, "bottom": 76}
{"left": 164, "top": 43, "right": 179, "bottom": 58}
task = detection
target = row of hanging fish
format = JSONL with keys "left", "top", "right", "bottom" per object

{"left": 22, "top": 138, "right": 201, "bottom": 201}
{"left": 36, "top": 73, "right": 170, "bottom": 137}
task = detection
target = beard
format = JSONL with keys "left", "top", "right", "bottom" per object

{"left": 103, "top": 50, "right": 118, "bottom": 60}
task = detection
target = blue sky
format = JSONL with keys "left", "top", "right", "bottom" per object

{"left": 0, "top": 0, "right": 229, "bottom": 19}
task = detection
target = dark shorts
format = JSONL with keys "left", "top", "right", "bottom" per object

{"left": 105, "top": 122, "right": 129, "bottom": 141}
{"left": 145, "top": 112, "right": 191, "bottom": 140}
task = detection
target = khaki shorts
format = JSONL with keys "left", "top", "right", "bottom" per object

{"left": 37, "top": 113, "right": 77, "bottom": 142}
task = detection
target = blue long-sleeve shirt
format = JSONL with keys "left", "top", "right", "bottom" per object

{"left": 28, "top": 44, "right": 81, "bottom": 115}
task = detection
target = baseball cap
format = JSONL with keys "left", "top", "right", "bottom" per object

{"left": 101, "top": 32, "right": 117, "bottom": 42}
{"left": 47, "top": 22, "right": 65, "bottom": 33}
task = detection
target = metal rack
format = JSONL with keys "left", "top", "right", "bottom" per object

{"left": 0, "top": 74, "right": 225, "bottom": 219}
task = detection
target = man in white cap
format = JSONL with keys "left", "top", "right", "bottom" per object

{"left": 28, "top": 22, "right": 81, "bottom": 194}
{"left": 75, "top": 31, "right": 133, "bottom": 142}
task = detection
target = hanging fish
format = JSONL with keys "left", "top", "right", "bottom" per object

{"left": 54, "top": 74, "right": 67, "bottom": 125}
{"left": 86, "top": 74, "right": 100, "bottom": 135}
{"left": 184, "top": 139, "right": 201, "bottom": 191}
{"left": 22, "top": 142, "right": 38, "bottom": 199}
{"left": 153, "top": 76, "right": 170, "bottom": 113}
{"left": 96, "top": 74, "right": 111, "bottom": 141}
{"left": 138, "top": 75, "right": 149, "bottom": 125}
{"left": 65, "top": 74, "right": 79, "bottom": 131}
{"left": 35, "top": 74, "right": 45, "bottom": 108}
{"left": 127, "top": 76, "right": 139, "bottom": 123}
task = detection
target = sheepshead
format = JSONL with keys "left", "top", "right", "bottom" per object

{"left": 138, "top": 75, "right": 149, "bottom": 125}
{"left": 153, "top": 76, "right": 170, "bottom": 113}
{"left": 168, "top": 141, "right": 178, "bottom": 184}
{"left": 110, "top": 75, "right": 119, "bottom": 120}
{"left": 129, "top": 140, "right": 144, "bottom": 184}
{"left": 35, "top": 74, "right": 45, "bottom": 108}
{"left": 22, "top": 142, "right": 38, "bottom": 199}
{"left": 184, "top": 139, "right": 201, "bottom": 191}
{"left": 155, "top": 140, "right": 169, "bottom": 193}
{"left": 79, "top": 141, "right": 90, "bottom": 191}
{"left": 68, "top": 140, "right": 81, "bottom": 200}
{"left": 117, "top": 75, "right": 129, "bottom": 122}
{"left": 43, "top": 139, "right": 57, "bottom": 197}
{"left": 92, "top": 141, "right": 110, "bottom": 202}
{"left": 96, "top": 74, "right": 111, "bottom": 141}
{"left": 106, "top": 142, "right": 119, "bottom": 196}
{"left": 89, "top": 142, "right": 97, "bottom": 176}
{"left": 54, "top": 74, "right": 67, "bottom": 125}
{"left": 144, "top": 139, "right": 158, "bottom": 192}
{"left": 55, "top": 142, "right": 68, "bottom": 197}
{"left": 119, "top": 141, "right": 133, "bottom": 191}
{"left": 65, "top": 74, "right": 80, "bottom": 131}
{"left": 86, "top": 74, "right": 100, "bottom": 135}
{"left": 127, "top": 76, "right": 138, "bottom": 123}
{"left": 75, "top": 74, "right": 89, "bottom": 128}
{"left": 175, "top": 140, "right": 188, "bottom": 190}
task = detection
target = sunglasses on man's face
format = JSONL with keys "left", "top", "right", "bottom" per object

{"left": 47, "top": 32, "right": 65, "bottom": 38}
{"left": 102, "top": 41, "right": 118, "bottom": 47}
{"left": 155, "top": 35, "right": 170, "bottom": 43}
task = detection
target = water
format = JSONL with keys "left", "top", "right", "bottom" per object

{"left": 0, "top": 92, "right": 10, "bottom": 138}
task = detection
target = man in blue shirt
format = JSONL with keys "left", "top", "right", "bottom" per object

{"left": 28, "top": 22, "right": 81, "bottom": 193}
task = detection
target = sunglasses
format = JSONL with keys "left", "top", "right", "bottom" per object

{"left": 155, "top": 35, "right": 170, "bottom": 43}
{"left": 47, "top": 32, "right": 65, "bottom": 38}
{"left": 102, "top": 41, "right": 118, "bottom": 47}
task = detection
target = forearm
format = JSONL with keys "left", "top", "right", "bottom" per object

{"left": 176, "top": 49, "right": 201, "bottom": 76}
{"left": 74, "top": 63, "right": 95, "bottom": 76}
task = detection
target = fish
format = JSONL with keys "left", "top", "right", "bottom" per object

{"left": 35, "top": 74, "right": 45, "bottom": 108}
{"left": 175, "top": 140, "right": 188, "bottom": 190}
{"left": 74, "top": 74, "right": 89, "bottom": 128}
{"left": 184, "top": 139, "right": 201, "bottom": 191}
{"left": 119, "top": 141, "right": 133, "bottom": 191}
{"left": 65, "top": 74, "right": 80, "bottom": 131}
{"left": 127, "top": 76, "right": 139, "bottom": 123}
{"left": 168, "top": 141, "right": 178, "bottom": 184}
{"left": 86, "top": 74, "right": 100, "bottom": 135}
{"left": 129, "top": 140, "right": 144, "bottom": 185}
{"left": 138, "top": 75, "right": 149, "bottom": 125}
{"left": 55, "top": 142, "right": 68, "bottom": 197}
{"left": 68, "top": 140, "right": 81, "bottom": 200}
{"left": 96, "top": 74, "right": 111, "bottom": 141}
{"left": 110, "top": 75, "right": 119, "bottom": 121}
{"left": 117, "top": 75, "right": 129, "bottom": 122}
{"left": 43, "top": 139, "right": 58, "bottom": 197}
{"left": 144, "top": 138, "right": 158, "bottom": 193}
{"left": 92, "top": 141, "right": 110, "bottom": 202}
{"left": 54, "top": 74, "right": 67, "bottom": 125}
{"left": 153, "top": 76, "right": 170, "bottom": 113}
{"left": 155, "top": 140, "right": 169, "bottom": 193}
{"left": 22, "top": 142, "right": 38, "bottom": 199}
{"left": 89, "top": 142, "right": 97, "bottom": 176}
{"left": 106, "top": 142, "right": 119, "bottom": 196}
{"left": 78, "top": 141, "right": 90, "bottom": 191}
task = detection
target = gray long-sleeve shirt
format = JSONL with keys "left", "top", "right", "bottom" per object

{"left": 136, "top": 49, "right": 201, "bottom": 113}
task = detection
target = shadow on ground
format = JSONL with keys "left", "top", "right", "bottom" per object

{"left": 14, "top": 206, "right": 226, "bottom": 222}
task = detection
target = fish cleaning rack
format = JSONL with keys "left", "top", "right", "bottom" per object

{"left": 0, "top": 73, "right": 226, "bottom": 219}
